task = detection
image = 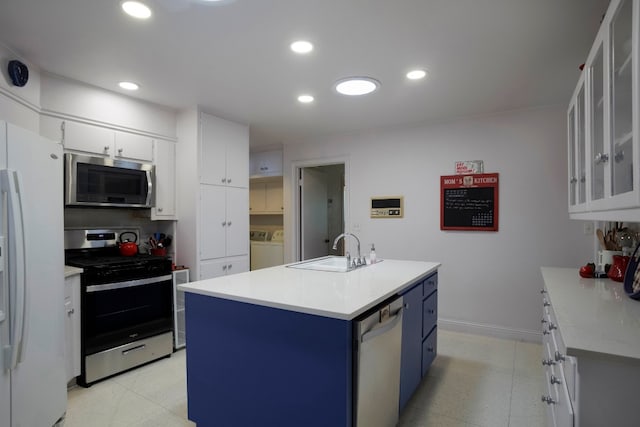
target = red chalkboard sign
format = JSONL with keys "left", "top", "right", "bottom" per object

{"left": 440, "top": 173, "right": 499, "bottom": 231}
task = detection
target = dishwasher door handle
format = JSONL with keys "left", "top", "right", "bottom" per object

{"left": 361, "top": 307, "right": 403, "bottom": 343}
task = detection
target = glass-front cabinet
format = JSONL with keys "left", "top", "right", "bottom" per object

{"left": 568, "top": 0, "right": 639, "bottom": 220}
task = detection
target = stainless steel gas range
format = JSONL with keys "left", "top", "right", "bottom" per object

{"left": 64, "top": 229, "right": 173, "bottom": 387}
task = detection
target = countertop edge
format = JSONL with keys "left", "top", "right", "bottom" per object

{"left": 180, "top": 261, "right": 440, "bottom": 320}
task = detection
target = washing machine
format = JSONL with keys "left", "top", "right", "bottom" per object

{"left": 250, "top": 229, "right": 284, "bottom": 270}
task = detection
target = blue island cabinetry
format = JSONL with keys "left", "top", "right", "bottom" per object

{"left": 184, "top": 268, "right": 439, "bottom": 427}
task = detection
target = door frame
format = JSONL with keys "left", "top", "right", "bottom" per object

{"left": 291, "top": 156, "right": 350, "bottom": 262}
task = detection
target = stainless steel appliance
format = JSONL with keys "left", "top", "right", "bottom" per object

{"left": 0, "top": 121, "right": 67, "bottom": 427}
{"left": 64, "top": 153, "right": 155, "bottom": 208}
{"left": 353, "top": 296, "right": 404, "bottom": 427}
{"left": 65, "top": 229, "right": 173, "bottom": 386}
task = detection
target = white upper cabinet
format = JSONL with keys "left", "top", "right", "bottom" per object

{"left": 250, "top": 150, "right": 283, "bottom": 177}
{"left": 114, "top": 131, "right": 153, "bottom": 162}
{"left": 200, "top": 113, "right": 249, "bottom": 188}
{"left": 568, "top": 0, "right": 640, "bottom": 220}
{"left": 63, "top": 120, "right": 114, "bottom": 156}
{"left": 151, "top": 139, "right": 176, "bottom": 220}
{"left": 62, "top": 120, "right": 153, "bottom": 162}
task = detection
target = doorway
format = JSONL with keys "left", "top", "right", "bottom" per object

{"left": 296, "top": 163, "right": 346, "bottom": 261}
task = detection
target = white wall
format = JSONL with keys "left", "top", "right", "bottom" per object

{"left": 283, "top": 105, "right": 592, "bottom": 340}
{"left": 0, "top": 42, "right": 41, "bottom": 131}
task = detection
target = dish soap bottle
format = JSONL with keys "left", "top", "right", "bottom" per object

{"left": 369, "top": 244, "right": 377, "bottom": 264}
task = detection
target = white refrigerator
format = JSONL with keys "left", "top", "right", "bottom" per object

{"left": 0, "top": 121, "right": 67, "bottom": 427}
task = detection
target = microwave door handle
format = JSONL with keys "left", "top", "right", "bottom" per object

{"left": 1, "top": 170, "right": 28, "bottom": 369}
{"left": 146, "top": 168, "right": 153, "bottom": 207}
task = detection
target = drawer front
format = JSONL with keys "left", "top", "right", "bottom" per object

{"left": 423, "top": 273, "right": 438, "bottom": 297}
{"left": 422, "top": 291, "right": 437, "bottom": 335}
{"left": 421, "top": 326, "right": 437, "bottom": 376}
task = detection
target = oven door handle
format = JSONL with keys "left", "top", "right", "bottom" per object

{"left": 86, "top": 274, "right": 172, "bottom": 293}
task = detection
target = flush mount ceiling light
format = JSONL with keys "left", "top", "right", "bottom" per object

{"left": 298, "top": 94, "right": 314, "bottom": 103}
{"left": 121, "top": 1, "right": 152, "bottom": 19}
{"left": 290, "top": 40, "right": 314, "bottom": 54}
{"left": 119, "top": 81, "right": 139, "bottom": 91}
{"left": 334, "top": 77, "right": 380, "bottom": 96}
{"left": 406, "top": 69, "right": 427, "bottom": 80}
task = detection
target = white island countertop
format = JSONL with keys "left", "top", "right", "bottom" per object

{"left": 180, "top": 259, "right": 440, "bottom": 320}
{"left": 541, "top": 267, "right": 640, "bottom": 362}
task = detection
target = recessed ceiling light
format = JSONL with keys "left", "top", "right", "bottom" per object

{"left": 119, "top": 81, "right": 140, "bottom": 91}
{"left": 334, "top": 77, "right": 380, "bottom": 96}
{"left": 121, "top": 1, "right": 151, "bottom": 19}
{"left": 290, "top": 40, "right": 314, "bottom": 54}
{"left": 406, "top": 69, "right": 427, "bottom": 80}
{"left": 298, "top": 95, "right": 314, "bottom": 103}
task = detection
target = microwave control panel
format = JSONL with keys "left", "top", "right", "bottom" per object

{"left": 370, "top": 196, "right": 403, "bottom": 218}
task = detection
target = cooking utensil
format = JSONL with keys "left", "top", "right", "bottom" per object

{"left": 118, "top": 231, "right": 139, "bottom": 256}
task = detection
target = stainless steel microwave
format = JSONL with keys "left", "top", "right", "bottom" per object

{"left": 64, "top": 153, "right": 155, "bottom": 208}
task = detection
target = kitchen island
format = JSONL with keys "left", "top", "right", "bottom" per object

{"left": 180, "top": 258, "right": 440, "bottom": 427}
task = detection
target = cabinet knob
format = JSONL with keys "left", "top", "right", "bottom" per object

{"left": 554, "top": 350, "right": 565, "bottom": 362}
{"left": 221, "top": 178, "right": 226, "bottom": 183}
{"left": 594, "top": 152, "right": 609, "bottom": 164}
{"left": 426, "top": 347, "right": 434, "bottom": 353}
{"left": 222, "top": 221, "right": 227, "bottom": 227}
{"left": 118, "top": 148, "right": 123, "bottom": 155}
{"left": 548, "top": 322, "right": 557, "bottom": 331}
{"left": 550, "top": 375, "right": 562, "bottom": 385}
{"left": 227, "top": 264, "right": 232, "bottom": 270}
{"left": 541, "top": 395, "right": 556, "bottom": 405}
{"left": 542, "top": 358, "right": 556, "bottom": 366}
{"left": 104, "top": 146, "right": 110, "bottom": 152}
{"left": 541, "top": 318, "right": 547, "bottom": 324}
{"left": 227, "top": 221, "right": 232, "bottom": 226}
{"left": 543, "top": 301, "right": 550, "bottom": 307}
{"left": 66, "top": 308, "right": 75, "bottom": 315}
{"left": 540, "top": 289, "right": 547, "bottom": 294}
{"left": 158, "top": 207, "right": 163, "bottom": 212}
{"left": 569, "top": 177, "right": 577, "bottom": 184}
{"left": 542, "top": 330, "right": 550, "bottom": 335}
{"left": 427, "top": 309, "right": 435, "bottom": 314}
{"left": 227, "top": 178, "right": 232, "bottom": 184}
{"left": 222, "top": 265, "right": 227, "bottom": 270}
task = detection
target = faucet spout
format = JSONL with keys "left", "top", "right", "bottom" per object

{"left": 332, "top": 232, "right": 361, "bottom": 259}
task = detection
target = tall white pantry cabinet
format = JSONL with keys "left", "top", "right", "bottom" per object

{"left": 176, "top": 110, "right": 249, "bottom": 281}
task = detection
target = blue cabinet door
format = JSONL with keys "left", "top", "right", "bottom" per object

{"left": 399, "top": 281, "right": 423, "bottom": 411}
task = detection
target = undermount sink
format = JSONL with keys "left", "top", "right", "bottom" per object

{"left": 287, "top": 256, "right": 379, "bottom": 272}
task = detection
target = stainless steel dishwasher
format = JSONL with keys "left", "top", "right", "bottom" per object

{"left": 353, "top": 295, "right": 404, "bottom": 427}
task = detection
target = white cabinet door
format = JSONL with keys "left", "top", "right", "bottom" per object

{"left": 226, "top": 255, "right": 249, "bottom": 275}
{"left": 200, "top": 185, "right": 227, "bottom": 260}
{"left": 63, "top": 120, "right": 114, "bottom": 156}
{"left": 200, "top": 258, "right": 229, "bottom": 280}
{"left": 249, "top": 182, "right": 266, "bottom": 212}
{"left": 226, "top": 187, "right": 249, "bottom": 257}
{"left": 200, "top": 113, "right": 228, "bottom": 185}
{"left": 265, "top": 180, "right": 283, "bottom": 213}
{"left": 225, "top": 123, "right": 249, "bottom": 188}
{"left": 114, "top": 131, "right": 153, "bottom": 162}
{"left": 250, "top": 150, "right": 283, "bottom": 177}
{"left": 200, "top": 112, "right": 248, "bottom": 188}
{"left": 152, "top": 139, "right": 176, "bottom": 219}
{"left": 64, "top": 273, "right": 81, "bottom": 383}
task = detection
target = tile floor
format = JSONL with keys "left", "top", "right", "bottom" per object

{"left": 65, "top": 330, "right": 546, "bottom": 427}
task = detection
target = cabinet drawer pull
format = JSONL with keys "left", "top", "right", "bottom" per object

{"left": 540, "top": 289, "right": 547, "bottom": 294}
{"left": 542, "top": 358, "right": 556, "bottom": 366}
{"left": 541, "top": 395, "right": 557, "bottom": 405}
{"left": 122, "top": 344, "right": 146, "bottom": 356}
{"left": 548, "top": 322, "right": 557, "bottom": 330}
{"left": 550, "top": 375, "right": 562, "bottom": 385}
{"left": 543, "top": 301, "right": 550, "bottom": 307}
{"left": 541, "top": 318, "right": 547, "bottom": 324}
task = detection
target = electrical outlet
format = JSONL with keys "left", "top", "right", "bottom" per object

{"left": 584, "top": 221, "right": 594, "bottom": 235}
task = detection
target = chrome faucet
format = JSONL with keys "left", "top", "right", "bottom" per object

{"left": 332, "top": 233, "right": 364, "bottom": 267}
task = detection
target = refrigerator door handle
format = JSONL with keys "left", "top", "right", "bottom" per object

{"left": 1, "top": 169, "right": 28, "bottom": 369}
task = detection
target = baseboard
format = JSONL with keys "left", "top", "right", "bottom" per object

{"left": 438, "top": 318, "right": 542, "bottom": 343}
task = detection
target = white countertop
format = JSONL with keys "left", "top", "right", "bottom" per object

{"left": 64, "top": 265, "right": 83, "bottom": 278}
{"left": 180, "top": 259, "right": 440, "bottom": 320}
{"left": 541, "top": 267, "right": 640, "bottom": 362}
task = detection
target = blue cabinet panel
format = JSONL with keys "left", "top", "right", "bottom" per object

{"left": 422, "top": 291, "right": 437, "bottom": 337}
{"left": 399, "top": 281, "right": 424, "bottom": 411}
{"left": 422, "top": 326, "right": 437, "bottom": 375}
{"left": 185, "top": 293, "right": 353, "bottom": 427}
{"left": 423, "top": 273, "right": 438, "bottom": 297}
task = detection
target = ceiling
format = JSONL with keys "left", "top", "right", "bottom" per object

{"left": 0, "top": 0, "right": 609, "bottom": 147}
